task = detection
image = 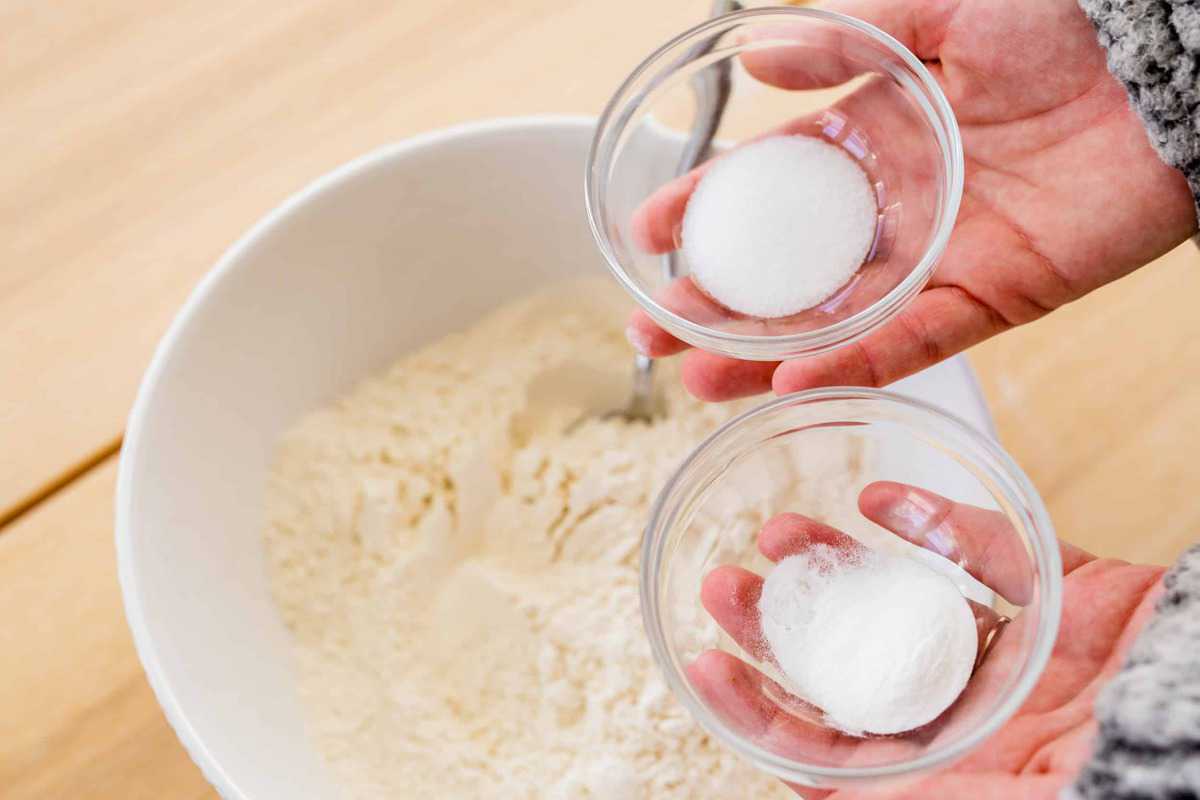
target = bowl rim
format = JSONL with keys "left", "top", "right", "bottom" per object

{"left": 114, "top": 113, "right": 600, "bottom": 800}
{"left": 585, "top": 6, "right": 966, "bottom": 361}
{"left": 639, "top": 387, "right": 1062, "bottom": 784}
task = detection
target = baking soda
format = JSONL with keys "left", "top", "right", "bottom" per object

{"left": 758, "top": 545, "right": 977, "bottom": 735}
{"left": 682, "top": 135, "right": 877, "bottom": 318}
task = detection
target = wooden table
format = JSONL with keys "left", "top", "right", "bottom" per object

{"left": 2, "top": 2, "right": 1197, "bottom": 796}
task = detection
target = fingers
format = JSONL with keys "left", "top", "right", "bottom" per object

{"left": 687, "top": 650, "right": 780, "bottom": 737}
{"left": 737, "top": 22, "right": 867, "bottom": 94}
{"left": 772, "top": 285, "right": 1010, "bottom": 393}
{"left": 858, "top": 481, "right": 1096, "bottom": 604}
{"left": 629, "top": 110, "right": 827, "bottom": 256}
{"left": 687, "top": 650, "right": 910, "bottom": 772}
{"left": 697, "top": 509, "right": 1014, "bottom": 780}
{"left": 967, "top": 599, "right": 1006, "bottom": 666}
{"left": 734, "top": 0, "right": 950, "bottom": 104}
{"left": 758, "top": 512, "right": 1004, "bottom": 660}
{"left": 820, "top": 0, "right": 956, "bottom": 62}
{"left": 686, "top": 650, "right": 844, "bottom": 757}
{"left": 858, "top": 480, "right": 1031, "bottom": 603}
{"left": 701, "top": 514, "right": 856, "bottom": 657}
{"left": 645, "top": 235, "right": 1005, "bottom": 403}
{"left": 624, "top": 276, "right": 727, "bottom": 360}
{"left": 626, "top": 309, "right": 689, "bottom": 358}
{"left": 735, "top": 0, "right": 954, "bottom": 95}
{"left": 624, "top": 1, "right": 961, "bottom": 388}
{"left": 1058, "top": 540, "right": 1094, "bottom": 575}
{"left": 700, "top": 565, "right": 768, "bottom": 659}
{"left": 626, "top": 276, "right": 736, "bottom": 360}
{"left": 758, "top": 512, "right": 860, "bottom": 561}
{"left": 630, "top": 169, "right": 705, "bottom": 254}
{"left": 682, "top": 351, "right": 779, "bottom": 401}
{"left": 658, "top": 281, "right": 1011, "bottom": 401}
{"left": 633, "top": 0, "right": 956, "bottom": 250}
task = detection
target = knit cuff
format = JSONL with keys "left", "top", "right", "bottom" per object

{"left": 1068, "top": 543, "right": 1200, "bottom": 799}
{"left": 1078, "top": 0, "right": 1200, "bottom": 225}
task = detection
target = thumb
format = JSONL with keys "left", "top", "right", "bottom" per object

{"left": 740, "top": 0, "right": 954, "bottom": 90}
{"left": 772, "top": 285, "right": 1009, "bottom": 395}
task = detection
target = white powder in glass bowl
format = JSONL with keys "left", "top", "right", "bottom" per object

{"left": 682, "top": 135, "right": 878, "bottom": 318}
{"left": 759, "top": 546, "right": 977, "bottom": 736}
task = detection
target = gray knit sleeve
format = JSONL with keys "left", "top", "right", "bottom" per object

{"left": 1065, "top": 8, "right": 1200, "bottom": 796}
{"left": 1077, "top": 0, "right": 1200, "bottom": 224}
{"left": 1067, "top": 544, "right": 1200, "bottom": 799}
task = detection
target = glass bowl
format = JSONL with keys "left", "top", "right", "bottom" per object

{"left": 586, "top": 8, "right": 963, "bottom": 361}
{"left": 641, "top": 389, "right": 1061, "bottom": 791}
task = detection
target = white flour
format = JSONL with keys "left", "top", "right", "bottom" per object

{"left": 759, "top": 546, "right": 978, "bottom": 736}
{"left": 263, "top": 284, "right": 810, "bottom": 799}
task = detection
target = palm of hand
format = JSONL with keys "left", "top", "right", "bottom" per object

{"left": 629, "top": 0, "right": 1197, "bottom": 398}
{"left": 808, "top": 9, "right": 1175, "bottom": 793}
{"left": 792, "top": 11, "right": 1172, "bottom": 791}
{"left": 922, "top": 0, "right": 1192, "bottom": 330}
{"left": 691, "top": 483, "right": 1164, "bottom": 800}
{"left": 822, "top": 558, "right": 1163, "bottom": 800}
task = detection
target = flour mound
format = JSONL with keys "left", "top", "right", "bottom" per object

{"left": 264, "top": 284, "right": 797, "bottom": 799}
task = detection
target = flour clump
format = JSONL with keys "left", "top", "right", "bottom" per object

{"left": 263, "top": 284, "right": 866, "bottom": 798}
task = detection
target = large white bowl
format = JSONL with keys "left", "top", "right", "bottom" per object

{"left": 116, "top": 115, "right": 995, "bottom": 799}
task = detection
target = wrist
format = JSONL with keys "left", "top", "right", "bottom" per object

{"left": 1078, "top": 0, "right": 1200, "bottom": 234}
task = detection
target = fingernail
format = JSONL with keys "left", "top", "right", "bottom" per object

{"left": 881, "top": 490, "right": 939, "bottom": 533}
{"left": 924, "top": 525, "right": 959, "bottom": 561}
{"left": 880, "top": 491, "right": 957, "bottom": 559}
{"left": 625, "top": 324, "right": 652, "bottom": 356}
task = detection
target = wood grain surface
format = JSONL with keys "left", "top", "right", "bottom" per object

{"left": 0, "top": 459, "right": 215, "bottom": 800}
{"left": 0, "top": 0, "right": 702, "bottom": 521}
{"left": 973, "top": 242, "right": 1200, "bottom": 567}
{"left": 2, "top": 1, "right": 1197, "bottom": 797}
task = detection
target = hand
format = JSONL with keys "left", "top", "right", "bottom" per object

{"left": 630, "top": 0, "right": 1198, "bottom": 401}
{"left": 691, "top": 482, "right": 1165, "bottom": 798}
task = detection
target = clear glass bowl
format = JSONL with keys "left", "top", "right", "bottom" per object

{"left": 641, "top": 389, "right": 1061, "bottom": 791}
{"left": 586, "top": 8, "right": 963, "bottom": 361}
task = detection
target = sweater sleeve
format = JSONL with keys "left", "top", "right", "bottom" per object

{"left": 1077, "top": 0, "right": 1200, "bottom": 225}
{"left": 1066, "top": 544, "right": 1200, "bottom": 799}
{"left": 1064, "top": 7, "right": 1200, "bottom": 795}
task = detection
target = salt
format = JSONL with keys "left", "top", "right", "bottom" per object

{"left": 757, "top": 545, "right": 977, "bottom": 736}
{"left": 681, "top": 135, "right": 877, "bottom": 318}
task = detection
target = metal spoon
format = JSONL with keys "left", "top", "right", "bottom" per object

{"left": 607, "top": 0, "right": 739, "bottom": 424}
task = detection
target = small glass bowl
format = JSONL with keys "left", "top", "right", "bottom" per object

{"left": 641, "top": 389, "right": 1061, "bottom": 791}
{"left": 586, "top": 8, "right": 963, "bottom": 361}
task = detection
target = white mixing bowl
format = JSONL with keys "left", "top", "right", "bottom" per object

{"left": 116, "top": 115, "right": 995, "bottom": 799}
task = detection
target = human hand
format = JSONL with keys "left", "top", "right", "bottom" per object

{"left": 630, "top": 0, "right": 1199, "bottom": 401}
{"left": 691, "top": 482, "right": 1165, "bottom": 798}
